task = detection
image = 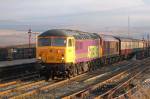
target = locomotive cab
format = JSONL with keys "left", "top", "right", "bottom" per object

{"left": 37, "top": 36, "right": 75, "bottom": 64}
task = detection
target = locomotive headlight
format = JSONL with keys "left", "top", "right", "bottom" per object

{"left": 61, "top": 54, "right": 64, "bottom": 60}
{"left": 61, "top": 57, "right": 64, "bottom": 63}
{"left": 38, "top": 57, "right": 42, "bottom": 60}
{"left": 61, "top": 57, "right": 64, "bottom": 60}
{"left": 37, "top": 56, "right": 42, "bottom": 63}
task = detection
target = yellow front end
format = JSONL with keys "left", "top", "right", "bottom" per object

{"left": 37, "top": 46, "right": 65, "bottom": 63}
{"left": 36, "top": 37, "right": 75, "bottom": 64}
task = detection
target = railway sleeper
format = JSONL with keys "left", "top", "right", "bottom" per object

{"left": 91, "top": 83, "right": 117, "bottom": 95}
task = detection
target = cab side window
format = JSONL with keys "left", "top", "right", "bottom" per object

{"left": 68, "top": 39, "right": 73, "bottom": 47}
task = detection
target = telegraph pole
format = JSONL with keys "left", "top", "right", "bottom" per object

{"left": 28, "top": 29, "right": 32, "bottom": 48}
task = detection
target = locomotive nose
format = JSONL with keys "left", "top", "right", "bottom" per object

{"left": 38, "top": 48, "right": 65, "bottom": 63}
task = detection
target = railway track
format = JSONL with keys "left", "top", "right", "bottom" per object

{"left": 61, "top": 58, "right": 150, "bottom": 99}
{"left": 93, "top": 62, "right": 149, "bottom": 99}
{"left": 0, "top": 72, "right": 42, "bottom": 98}
{"left": 0, "top": 58, "right": 149, "bottom": 99}
{"left": 0, "top": 71, "right": 39, "bottom": 82}
{"left": 113, "top": 63, "right": 150, "bottom": 99}
{"left": 0, "top": 60, "right": 130, "bottom": 99}
{"left": 0, "top": 71, "right": 39, "bottom": 87}
{"left": 14, "top": 60, "right": 146, "bottom": 99}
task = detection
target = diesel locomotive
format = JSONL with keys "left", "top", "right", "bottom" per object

{"left": 36, "top": 29, "right": 149, "bottom": 79}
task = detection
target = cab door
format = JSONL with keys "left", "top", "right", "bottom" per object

{"left": 66, "top": 37, "right": 75, "bottom": 63}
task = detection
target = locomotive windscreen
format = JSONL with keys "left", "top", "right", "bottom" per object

{"left": 38, "top": 38, "right": 51, "bottom": 46}
{"left": 38, "top": 37, "right": 66, "bottom": 47}
{"left": 51, "top": 38, "right": 66, "bottom": 46}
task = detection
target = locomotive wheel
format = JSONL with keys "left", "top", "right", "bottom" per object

{"left": 90, "top": 62, "right": 93, "bottom": 71}
{"left": 94, "top": 60, "right": 97, "bottom": 70}
{"left": 71, "top": 64, "right": 77, "bottom": 76}
{"left": 49, "top": 69, "right": 54, "bottom": 80}
{"left": 63, "top": 69, "right": 70, "bottom": 79}
{"left": 74, "top": 65, "right": 78, "bottom": 75}
{"left": 88, "top": 62, "right": 92, "bottom": 71}
{"left": 93, "top": 60, "right": 97, "bottom": 70}
{"left": 96, "top": 60, "right": 100, "bottom": 68}
{"left": 95, "top": 60, "right": 99, "bottom": 68}
{"left": 68, "top": 65, "right": 72, "bottom": 77}
{"left": 91, "top": 61, "right": 95, "bottom": 71}
{"left": 75, "top": 64, "right": 79, "bottom": 75}
{"left": 81, "top": 63, "right": 84, "bottom": 72}
{"left": 78, "top": 65, "right": 82, "bottom": 74}
{"left": 69, "top": 64, "right": 76, "bottom": 77}
{"left": 82, "top": 62, "right": 89, "bottom": 72}
{"left": 77, "top": 64, "right": 82, "bottom": 74}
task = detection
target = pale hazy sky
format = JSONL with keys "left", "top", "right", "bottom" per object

{"left": 0, "top": 0, "right": 150, "bottom": 46}
{"left": 0, "top": 0, "right": 150, "bottom": 29}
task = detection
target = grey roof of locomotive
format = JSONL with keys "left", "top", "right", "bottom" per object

{"left": 39, "top": 29, "right": 99, "bottom": 39}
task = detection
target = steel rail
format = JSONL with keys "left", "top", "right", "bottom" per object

{"left": 108, "top": 68, "right": 147, "bottom": 99}
{"left": 9, "top": 61, "right": 131, "bottom": 99}
{"left": 61, "top": 59, "right": 150, "bottom": 99}
{"left": 1, "top": 58, "right": 148, "bottom": 99}
{"left": 93, "top": 61, "right": 150, "bottom": 99}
